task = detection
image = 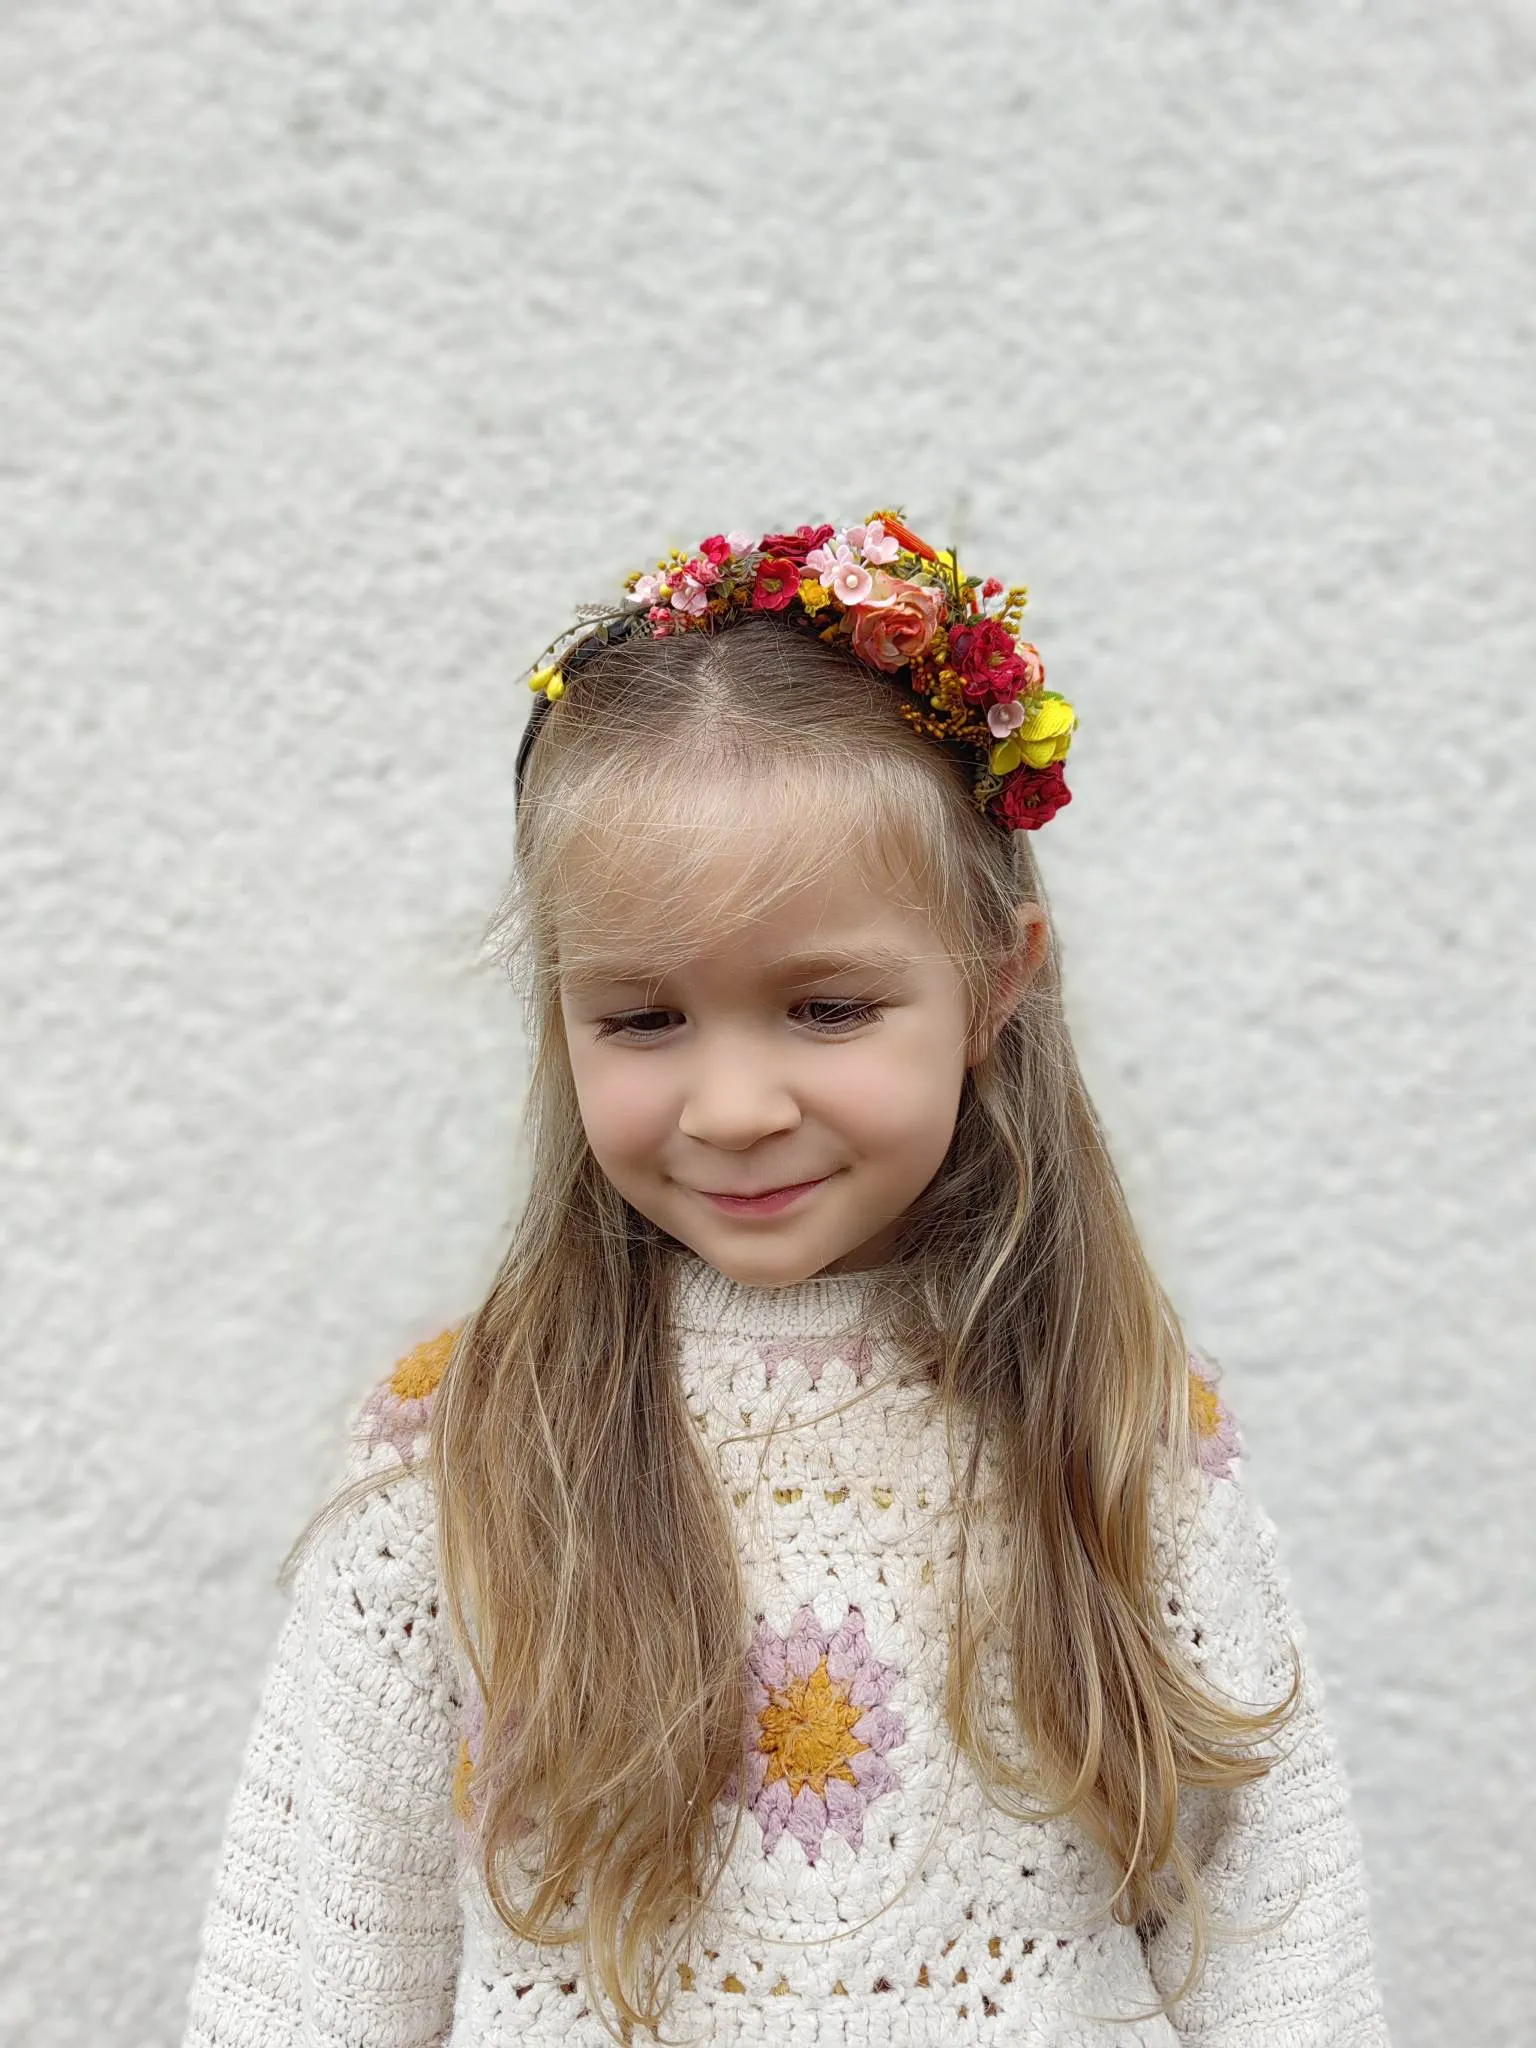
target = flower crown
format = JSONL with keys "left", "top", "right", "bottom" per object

{"left": 519, "top": 511, "right": 1076, "bottom": 831}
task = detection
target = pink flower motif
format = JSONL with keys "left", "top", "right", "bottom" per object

{"left": 803, "top": 541, "right": 842, "bottom": 580}
{"left": 726, "top": 529, "right": 759, "bottom": 554}
{"left": 671, "top": 580, "right": 710, "bottom": 616}
{"left": 697, "top": 535, "right": 733, "bottom": 564}
{"left": 1188, "top": 1361, "right": 1244, "bottom": 1482}
{"left": 987, "top": 698, "right": 1027, "bottom": 738}
{"left": 759, "top": 1333, "right": 876, "bottom": 1389}
{"left": 982, "top": 576, "right": 1005, "bottom": 600}
{"left": 685, "top": 555, "right": 721, "bottom": 588}
{"left": 831, "top": 559, "right": 875, "bottom": 607}
{"left": 741, "top": 1604, "right": 905, "bottom": 1862}
{"left": 630, "top": 572, "right": 664, "bottom": 605}
{"left": 357, "top": 1382, "right": 432, "bottom": 1467}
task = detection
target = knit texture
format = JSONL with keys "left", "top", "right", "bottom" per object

{"left": 183, "top": 1256, "right": 1389, "bottom": 2046}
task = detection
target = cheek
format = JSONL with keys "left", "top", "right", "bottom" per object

{"left": 568, "top": 1052, "right": 670, "bottom": 1161}
{"left": 824, "top": 1023, "right": 967, "bottom": 1143}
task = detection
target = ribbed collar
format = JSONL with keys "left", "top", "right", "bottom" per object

{"left": 667, "top": 1246, "right": 885, "bottom": 1340}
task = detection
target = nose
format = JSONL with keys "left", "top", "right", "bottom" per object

{"left": 675, "top": 1026, "right": 803, "bottom": 1150}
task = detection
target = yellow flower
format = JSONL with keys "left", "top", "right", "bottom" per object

{"left": 988, "top": 694, "right": 1075, "bottom": 776}
{"left": 799, "top": 578, "right": 831, "bottom": 613}
{"left": 528, "top": 666, "right": 564, "bottom": 699}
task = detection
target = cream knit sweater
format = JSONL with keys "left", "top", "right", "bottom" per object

{"left": 183, "top": 1254, "right": 1389, "bottom": 2046}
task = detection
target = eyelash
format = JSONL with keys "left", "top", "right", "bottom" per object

{"left": 592, "top": 1000, "right": 884, "bottom": 1043}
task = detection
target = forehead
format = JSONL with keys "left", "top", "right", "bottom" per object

{"left": 552, "top": 793, "right": 948, "bottom": 992}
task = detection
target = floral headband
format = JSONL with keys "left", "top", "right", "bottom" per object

{"left": 516, "top": 510, "right": 1076, "bottom": 831}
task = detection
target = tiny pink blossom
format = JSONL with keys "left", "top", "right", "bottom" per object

{"left": 804, "top": 543, "right": 841, "bottom": 579}
{"left": 631, "top": 572, "right": 663, "bottom": 605}
{"left": 726, "top": 529, "right": 759, "bottom": 554}
{"left": 843, "top": 524, "right": 867, "bottom": 552}
{"left": 671, "top": 580, "right": 710, "bottom": 615}
{"left": 860, "top": 520, "right": 900, "bottom": 565}
{"left": 686, "top": 555, "right": 721, "bottom": 588}
{"left": 987, "top": 698, "right": 1026, "bottom": 738}
{"left": 831, "top": 559, "right": 875, "bottom": 607}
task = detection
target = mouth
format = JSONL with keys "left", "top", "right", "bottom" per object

{"left": 697, "top": 1175, "right": 833, "bottom": 1216}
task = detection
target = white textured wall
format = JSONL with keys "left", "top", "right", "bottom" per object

{"left": 4, "top": 4, "right": 1530, "bottom": 2042}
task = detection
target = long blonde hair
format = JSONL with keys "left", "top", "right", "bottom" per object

{"left": 295, "top": 615, "right": 1298, "bottom": 2035}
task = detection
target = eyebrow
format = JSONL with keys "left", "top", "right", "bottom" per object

{"left": 563, "top": 944, "right": 918, "bottom": 994}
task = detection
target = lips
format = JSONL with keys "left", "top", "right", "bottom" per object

{"left": 701, "top": 1176, "right": 827, "bottom": 1197}
{"left": 697, "top": 1174, "right": 833, "bottom": 1215}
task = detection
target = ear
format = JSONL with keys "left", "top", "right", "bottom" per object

{"left": 966, "top": 902, "right": 1049, "bottom": 1067}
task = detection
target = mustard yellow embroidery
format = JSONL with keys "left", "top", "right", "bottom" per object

{"left": 757, "top": 1659, "right": 867, "bottom": 1797}
{"left": 390, "top": 1324, "right": 461, "bottom": 1401}
{"left": 450, "top": 1737, "right": 476, "bottom": 1821}
{"left": 1188, "top": 1369, "right": 1223, "bottom": 1438}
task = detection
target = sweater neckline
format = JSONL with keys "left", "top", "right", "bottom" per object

{"left": 667, "top": 1246, "right": 885, "bottom": 1339}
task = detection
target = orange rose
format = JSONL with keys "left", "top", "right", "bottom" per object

{"left": 848, "top": 574, "right": 947, "bottom": 672}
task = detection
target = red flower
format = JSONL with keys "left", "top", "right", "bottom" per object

{"left": 949, "top": 619, "right": 1039, "bottom": 707}
{"left": 760, "top": 523, "right": 835, "bottom": 564}
{"left": 698, "top": 534, "right": 734, "bottom": 564}
{"left": 752, "top": 556, "right": 802, "bottom": 611}
{"left": 992, "top": 762, "right": 1071, "bottom": 831}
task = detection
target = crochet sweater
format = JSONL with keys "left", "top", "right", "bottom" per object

{"left": 183, "top": 1255, "right": 1389, "bottom": 2047}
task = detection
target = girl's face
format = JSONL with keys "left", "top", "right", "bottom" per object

{"left": 559, "top": 857, "right": 1042, "bottom": 1285}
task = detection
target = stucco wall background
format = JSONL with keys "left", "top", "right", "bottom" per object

{"left": 3, "top": 3, "right": 1531, "bottom": 2042}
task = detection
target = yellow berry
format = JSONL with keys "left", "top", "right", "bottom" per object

{"left": 544, "top": 677, "right": 564, "bottom": 700}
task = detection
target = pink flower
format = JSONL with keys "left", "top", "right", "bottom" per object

{"left": 698, "top": 534, "right": 733, "bottom": 564}
{"left": 726, "top": 529, "right": 759, "bottom": 554}
{"left": 830, "top": 559, "right": 875, "bottom": 607}
{"left": 848, "top": 519, "right": 899, "bottom": 566}
{"left": 685, "top": 555, "right": 722, "bottom": 587}
{"left": 1014, "top": 640, "right": 1046, "bottom": 693}
{"left": 803, "top": 543, "right": 840, "bottom": 579}
{"left": 671, "top": 580, "right": 710, "bottom": 616}
{"left": 848, "top": 574, "right": 946, "bottom": 672}
{"left": 987, "top": 698, "right": 1026, "bottom": 738}
{"left": 630, "top": 572, "right": 663, "bottom": 605}
{"left": 982, "top": 576, "right": 1004, "bottom": 600}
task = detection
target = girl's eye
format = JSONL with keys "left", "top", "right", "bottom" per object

{"left": 593, "top": 1000, "right": 882, "bottom": 1042}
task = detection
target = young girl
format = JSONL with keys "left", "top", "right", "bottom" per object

{"left": 183, "top": 515, "right": 1389, "bottom": 2046}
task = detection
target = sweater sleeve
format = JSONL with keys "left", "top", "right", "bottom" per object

{"left": 181, "top": 1381, "right": 465, "bottom": 2048}
{"left": 1139, "top": 1412, "right": 1390, "bottom": 2048}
